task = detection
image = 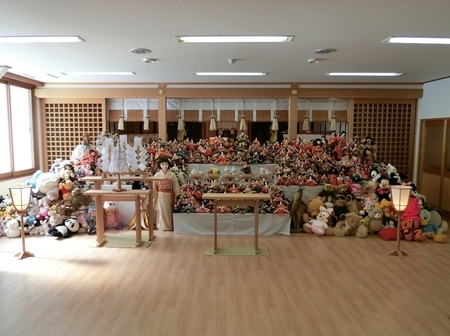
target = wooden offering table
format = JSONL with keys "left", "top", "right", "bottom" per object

{"left": 84, "top": 189, "right": 151, "bottom": 247}
{"left": 81, "top": 176, "right": 165, "bottom": 246}
{"left": 202, "top": 193, "right": 271, "bottom": 254}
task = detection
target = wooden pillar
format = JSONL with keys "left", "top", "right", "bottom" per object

{"left": 158, "top": 86, "right": 167, "bottom": 140}
{"left": 288, "top": 92, "right": 298, "bottom": 141}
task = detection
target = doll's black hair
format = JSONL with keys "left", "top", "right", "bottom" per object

{"left": 157, "top": 156, "right": 172, "bottom": 169}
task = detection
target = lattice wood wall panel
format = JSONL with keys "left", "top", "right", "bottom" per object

{"left": 43, "top": 100, "right": 105, "bottom": 170}
{"left": 353, "top": 100, "right": 416, "bottom": 178}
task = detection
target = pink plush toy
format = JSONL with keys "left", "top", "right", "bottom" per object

{"left": 303, "top": 206, "right": 333, "bottom": 235}
{"left": 103, "top": 202, "right": 123, "bottom": 229}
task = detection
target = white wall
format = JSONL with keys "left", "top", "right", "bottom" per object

{"left": 414, "top": 78, "right": 450, "bottom": 182}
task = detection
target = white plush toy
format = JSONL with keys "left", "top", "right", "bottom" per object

{"left": 4, "top": 218, "right": 21, "bottom": 238}
{"left": 33, "top": 172, "right": 59, "bottom": 194}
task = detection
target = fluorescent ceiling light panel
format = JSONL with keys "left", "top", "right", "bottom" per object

{"left": 326, "top": 72, "right": 402, "bottom": 77}
{"left": 194, "top": 72, "right": 267, "bottom": 76}
{"left": 176, "top": 36, "right": 293, "bottom": 43}
{"left": 383, "top": 36, "right": 450, "bottom": 44}
{"left": 61, "top": 72, "right": 135, "bottom": 76}
{"left": 0, "top": 36, "right": 84, "bottom": 43}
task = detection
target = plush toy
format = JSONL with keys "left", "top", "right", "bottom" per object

{"left": 48, "top": 218, "right": 80, "bottom": 238}
{"left": 355, "top": 217, "right": 369, "bottom": 238}
{"left": 333, "top": 196, "right": 348, "bottom": 220}
{"left": 332, "top": 212, "right": 361, "bottom": 237}
{"left": 317, "top": 184, "right": 336, "bottom": 205}
{"left": 420, "top": 209, "right": 447, "bottom": 243}
{"left": 103, "top": 202, "right": 123, "bottom": 229}
{"left": 59, "top": 179, "right": 74, "bottom": 201}
{"left": 429, "top": 210, "right": 448, "bottom": 233}
{"left": 29, "top": 221, "right": 49, "bottom": 236}
{"left": 302, "top": 197, "right": 324, "bottom": 223}
{"left": 377, "top": 199, "right": 395, "bottom": 218}
{"left": 288, "top": 186, "right": 307, "bottom": 231}
{"left": 303, "top": 206, "right": 332, "bottom": 235}
{"left": 68, "top": 187, "right": 92, "bottom": 231}
{"left": 58, "top": 162, "right": 76, "bottom": 182}
{"left": 376, "top": 178, "right": 391, "bottom": 202}
{"left": 85, "top": 202, "right": 97, "bottom": 235}
{"left": 69, "top": 188, "right": 92, "bottom": 211}
{"left": 47, "top": 212, "right": 64, "bottom": 231}
{"left": 367, "top": 207, "right": 384, "bottom": 234}
{"left": 40, "top": 189, "right": 60, "bottom": 210}
{"left": 400, "top": 196, "right": 427, "bottom": 242}
{"left": 32, "top": 172, "right": 59, "bottom": 194}
{"left": 379, "top": 227, "right": 401, "bottom": 241}
{"left": 4, "top": 218, "right": 21, "bottom": 238}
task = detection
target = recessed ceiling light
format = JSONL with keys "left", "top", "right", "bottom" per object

{"left": 383, "top": 36, "right": 450, "bottom": 44}
{"left": 315, "top": 48, "right": 336, "bottom": 54}
{"left": 61, "top": 72, "right": 136, "bottom": 76}
{"left": 194, "top": 72, "right": 267, "bottom": 76}
{"left": 326, "top": 72, "right": 402, "bottom": 77}
{"left": 176, "top": 36, "right": 293, "bottom": 43}
{"left": 0, "top": 36, "right": 84, "bottom": 43}
{"left": 130, "top": 48, "right": 151, "bottom": 54}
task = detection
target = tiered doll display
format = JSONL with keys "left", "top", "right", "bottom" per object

{"left": 2, "top": 130, "right": 447, "bottom": 243}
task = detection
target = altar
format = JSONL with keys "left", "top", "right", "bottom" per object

{"left": 173, "top": 213, "right": 290, "bottom": 235}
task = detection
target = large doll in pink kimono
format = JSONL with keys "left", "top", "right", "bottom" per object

{"left": 153, "top": 156, "right": 181, "bottom": 231}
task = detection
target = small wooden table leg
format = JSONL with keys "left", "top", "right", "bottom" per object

{"left": 214, "top": 200, "right": 218, "bottom": 254}
{"left": 94, "top": 196, "right": 106, "bottom": 247}
{"left": 254, "top": 200, "right": 259, "bottom": 255}
{"left": 147, "top": 193, "right": 154, "bottom": 241}
{"left": 135, "top": 195, "right": 142, "bottom": 247}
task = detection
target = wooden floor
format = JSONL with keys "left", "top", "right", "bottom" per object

{"left": 1, "top": 229, "right": 450, "bottom": 336}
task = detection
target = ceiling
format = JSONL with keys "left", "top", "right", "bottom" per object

{"left": 2, "top": 0, "right": 450, "bottom": 86}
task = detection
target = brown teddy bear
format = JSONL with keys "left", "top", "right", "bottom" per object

{"left": 368, "top": 207, "right": 384, "bottom": 234}
{"left": 332, "top": 212, "right": 361, "bottom": 236}
{"left": 302, "top": 196, "right": 324, "bottom": 224}
{"left": 318, "top": 183, "right": 336, "bottom": 206}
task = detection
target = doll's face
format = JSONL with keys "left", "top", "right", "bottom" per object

{"left": 105, "top": 209, "right": 115, "bottom": 215}
{"left": 160, "top": 162, "right": 169, "bottom": 172}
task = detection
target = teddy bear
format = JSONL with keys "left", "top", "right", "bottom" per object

{"left": 367, "top": 207, "right": 384, "bottom": 234}
{"left": 332, "top": 212, "right": 361, "bottom": 237}
{"left": 103, "top": 201, "right": 123, "bottom": 229}
{"left": 48, "top": 218, "right": 80, "bottom": 238}
{"left": 47, "top": 212, "right": 64, "bottom": 232}
{"left": 420, "top": 209, "right": 447, "bottom": 243}
{"left": 302, "top": 196, "right": 324, "bottom": 224}
{"left": 317, "top": 184, "right": 336, "bottom": 206}
{"left": 303, "top": 206, "right": 332, "bottom": 235}
{"left": 333, "top": 196, "right": 348, "bottom": 220}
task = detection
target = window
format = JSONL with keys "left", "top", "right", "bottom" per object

{"left": 0, "top": 82, "right": 35, "bottom": 179}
